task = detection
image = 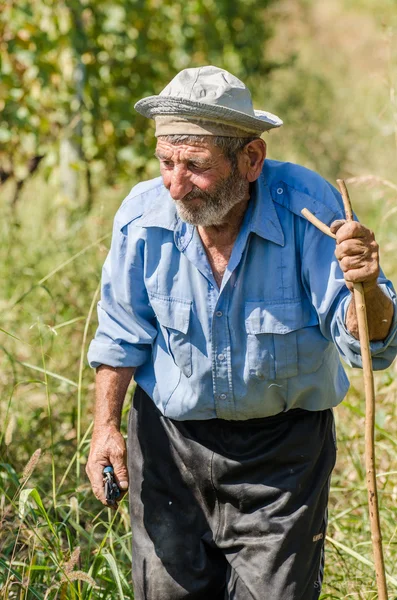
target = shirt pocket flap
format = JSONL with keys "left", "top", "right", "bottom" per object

{"left": 245, "top": 301, "right": 306, "bottom": 335}
{"left": 149, "top": 294, "right": 191, "bottom": 334}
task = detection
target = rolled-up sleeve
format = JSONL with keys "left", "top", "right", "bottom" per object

{"left": 331, "top": 282, "right": 397, "bottom": 370}
{"left": 87, "top": 216, "right": 157, "bottom": 369}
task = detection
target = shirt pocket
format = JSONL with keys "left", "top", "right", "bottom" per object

{"left": 149, "top": 293, "right": 192, "bottom": 378}
{"left": 245, "top": 300, "right": 306, "bottom": 380}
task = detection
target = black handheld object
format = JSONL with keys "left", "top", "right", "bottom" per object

{"left": 103, "top": 466, "right": 121, "bottom": 505}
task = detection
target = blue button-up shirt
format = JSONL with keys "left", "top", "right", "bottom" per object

{"left": 88, "top": 160, "right": 397, "bottom": 420}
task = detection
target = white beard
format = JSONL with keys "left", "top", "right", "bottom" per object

{"left": 173, "top": 168, "right": 249, "bottom": 227}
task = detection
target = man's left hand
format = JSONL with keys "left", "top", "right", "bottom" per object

{"left": 330, "top": 220, "right": 380, "bottom": 291}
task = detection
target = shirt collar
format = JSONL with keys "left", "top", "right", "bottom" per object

{"left": 249, "top": 172, "right": 285, "bottom": 246}
{"left": 134, "top": 187, "right": 194, "bottom": 250}
{"left": 134, "top": 185, "right": 178, "bottom": 231}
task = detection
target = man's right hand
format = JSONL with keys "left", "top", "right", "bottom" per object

{"left": 86, "top": 425, "right": 129, "bottom": 507}
{"left": 86, "top": 364, "right": 134, "bottom": 507}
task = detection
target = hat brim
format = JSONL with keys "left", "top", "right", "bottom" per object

{"left": 134, "top": 96, "right": 283, "bottom": 134}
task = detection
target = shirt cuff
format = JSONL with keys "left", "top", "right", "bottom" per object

{"left": 333, "top": 284, "right": 397, "bottom": 370}
{"left": 87, "top": 339, "right": 151, "bottom": 369}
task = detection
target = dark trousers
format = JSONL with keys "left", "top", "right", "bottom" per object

{"left": 128, "top": 386, "right": 337, "bottom": 600}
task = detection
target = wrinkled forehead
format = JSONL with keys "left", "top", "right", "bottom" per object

{"left": 155, "top": 137, "right": 223, "bottom": 161}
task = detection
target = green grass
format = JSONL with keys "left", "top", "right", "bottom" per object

{"left": 0, "top": 182, "right": 136, "bottom": 599}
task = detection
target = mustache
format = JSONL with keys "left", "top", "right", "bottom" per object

{"left": 178, "top": 187, "right": 213, "bottom": 202}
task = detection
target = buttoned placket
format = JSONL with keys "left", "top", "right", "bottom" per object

{"left": 210, "top": 280, "right": 233, "bottom": 418}
{"left": 177, "top": 205, "right": 254, "bottom": 419}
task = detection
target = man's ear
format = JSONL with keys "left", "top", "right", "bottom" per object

{"left": 238, "top": 138, "right": 267, "bottom": 182}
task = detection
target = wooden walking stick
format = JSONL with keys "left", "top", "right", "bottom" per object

{"left": 301, "top": 179, "right": 388, "bottom": 599}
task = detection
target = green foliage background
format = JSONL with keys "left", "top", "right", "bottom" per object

{"left": 0, "top": 0, "right": 277, "bottom": 190}
{"left": 1, "top": 0, "right": 397, "bottom": 598}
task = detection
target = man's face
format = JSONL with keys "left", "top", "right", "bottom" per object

{"left": 155, "top": 138, "right": 249, "bottom": 227}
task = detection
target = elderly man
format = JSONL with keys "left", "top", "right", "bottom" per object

{"left": 86, "top": 66, "right": 397, "bottom": 600}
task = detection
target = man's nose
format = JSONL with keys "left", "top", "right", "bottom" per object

{"left": 168, "top": 165, "right": 192, "bottom": 200}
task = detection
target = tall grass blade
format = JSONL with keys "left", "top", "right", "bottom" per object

{"left": 37, "top": 233, "right": 110, "bottom": 287}
{"left": 19, "top": 488, "right": 57, "bottom": 538}
{"left": 76, "top": 284, "right": 100, "bottom": 484}
{"left": 20, "top": 362, "right": 78, "bottom": 387}
{"left": 326, "top": 536, "right": 397, "bottom": 587}
{"left": 101, "top": 551, "right": 127, "bottom": 599}
{"left": 0, "top": 557, "right": 44, "bottom": 600}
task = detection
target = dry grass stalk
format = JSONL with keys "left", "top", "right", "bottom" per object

{"left": 43, "top": 584, "right": 57, "bottom": 600}
{"left": 69, "top": 496, "right": 78, "bottom": 513}
{"left": 60, "top": 570, "right": 96, "bottom": 586}
{"left": 345, "top": 174, "right": 397, "bottom": 193}
{"left": 63, "top": 546, "right": 80, "bottom": 574}
{"left": 4, "top": 414, "right": 16, "bottom": 446}
{"left": 20, "top": 449, "right": 42, "bottom": 484}
{"left": 0, "top": 504, "right": 13, "bottom": 523}
{"left": 44, "top": 571, "right": 96, "bottom": 600}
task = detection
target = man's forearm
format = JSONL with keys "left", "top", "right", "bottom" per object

{"left": 346, "top": 284, "right": 394, "bottom": 341}
{"left": 87, "top": 365, "right": 135, "bottom": 505}
{"left": 94, "top": 365, "right": 135, "bottom": 429}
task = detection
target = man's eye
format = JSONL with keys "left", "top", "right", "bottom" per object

{"left": 188, "top": 163, "right": 208, "bottom": 172}
{"left": 161, "top": 160, "right": 173, "bottom": 168}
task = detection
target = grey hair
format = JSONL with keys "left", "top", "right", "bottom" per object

{"left": 158, "top": 134, "right": 260, "bottom": 166}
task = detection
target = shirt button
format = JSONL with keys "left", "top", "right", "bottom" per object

{"left": 276, "top": 187, "right": 283, "bottom": 195}
{"left": 219, "top": 393, "right": 227, "bottom": 400}
{"left": 215, "top": 311, "right": 223, "bottom": 317}
{"left": 217, "top": 353, "right": 225, "bottom": 361}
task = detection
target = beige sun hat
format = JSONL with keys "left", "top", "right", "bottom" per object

{"left": 134, "top": 65, "right": 283, "bottom": 136}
